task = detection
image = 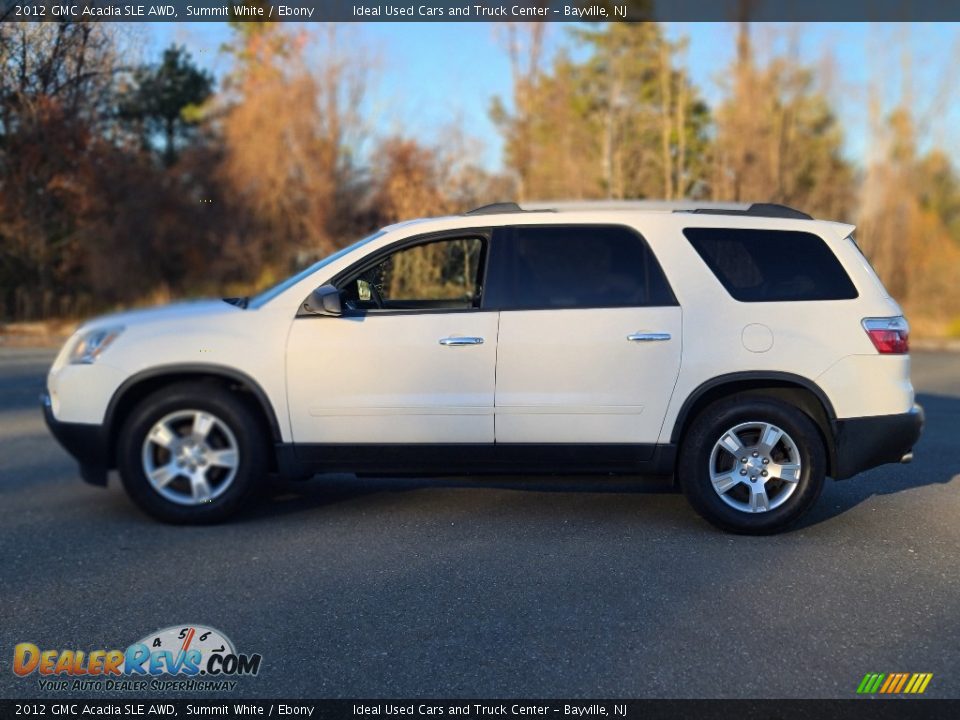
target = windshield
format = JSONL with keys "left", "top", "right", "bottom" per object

{"left": 248, "top": 231, "right": 386, "bottom": 308}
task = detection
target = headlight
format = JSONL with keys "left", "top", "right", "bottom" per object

{"left": 69, "top": 326, "right": 124, "bottom": 364}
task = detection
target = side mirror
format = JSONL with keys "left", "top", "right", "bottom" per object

{"left": 304, "top": 284, "right": 342, "bottom": 316}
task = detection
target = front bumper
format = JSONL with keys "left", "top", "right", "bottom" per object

{"left": 41, "top": 392, "right": 110, "bottom": 486}
{"left": 832, "top": 404, "right": 924, "bottom": 480}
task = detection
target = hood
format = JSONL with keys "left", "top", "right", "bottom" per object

{"left": 80, "top": 299, "right": 241, "bottom": 331}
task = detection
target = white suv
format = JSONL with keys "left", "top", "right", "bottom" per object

{"left": 42, "top": 201, "right": 923, "bottom": 533}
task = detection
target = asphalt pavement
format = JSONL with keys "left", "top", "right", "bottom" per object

{"left": 0, "top": 348, "right": 957, "bottom": 699}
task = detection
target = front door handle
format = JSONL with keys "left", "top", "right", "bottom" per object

{"left": 627, "top": 332, "right": 671, "bottom": 342}
{"left": 439, "top": 336, "right": 484, "bottom": 346}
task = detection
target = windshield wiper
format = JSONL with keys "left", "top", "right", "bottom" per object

{"left": 222, "top": 296, "right": 249, "bottom": 309}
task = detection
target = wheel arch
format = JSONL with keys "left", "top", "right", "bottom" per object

{"left": 671, "top": 372, "right": 838, "bottom": 476}
{"left": 104, "top": 364, "right": 283, "bottom": 468}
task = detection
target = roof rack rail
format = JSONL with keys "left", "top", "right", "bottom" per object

{"left": 463, "top": 200, "right": 812, "bottom": 220}
{"left": 464, "top": 202, "right": 527, "bottom": 215}
{"left": 686, "top": 203, "right": 812, "bottom": 220}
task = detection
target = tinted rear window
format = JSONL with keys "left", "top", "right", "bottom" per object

{"left": 484, "top": 225, "right": 676, "bottom": 310}
{"left": 683, "top": 228, "right": 858, "bottom": 302}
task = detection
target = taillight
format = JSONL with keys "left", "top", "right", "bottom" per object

{"left": 862, "top": 316, "right": 910, "bottom": 354}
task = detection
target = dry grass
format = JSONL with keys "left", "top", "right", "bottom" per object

{"left": 0, "top": 320, "right": 78, "bottom": 348}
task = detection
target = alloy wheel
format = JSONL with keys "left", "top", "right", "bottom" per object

{"left": 708, "top": 421, "right": 802, "bottom": 513}
{"left": 141, "top": 409, "right": 240, "bottom": 506}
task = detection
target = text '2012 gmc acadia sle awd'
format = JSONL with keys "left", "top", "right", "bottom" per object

{"left": 42, "top": 201, "right": 923, "bottom": 533}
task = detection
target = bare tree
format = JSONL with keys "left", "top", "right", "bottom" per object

{"left": 492, "top": 22, "right": 546, "bottom": 201}
{"left": 216, "top": 23, "right": 373, "bottom": 272}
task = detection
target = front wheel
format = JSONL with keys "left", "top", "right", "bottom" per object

{"left": 117, "top": 383, "right": 268, "bottom": 523}
{"left": 678, "top": 398, "right": 826, "bottom": 534}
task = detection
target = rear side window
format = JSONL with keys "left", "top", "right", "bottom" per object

{"left": 683, "top": 228, "right": 858, "bottom": 302}
{"left": 484, "top": 225, "right": 676, "bottom": 310}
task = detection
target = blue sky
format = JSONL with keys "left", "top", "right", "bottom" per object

{"left": 137, "top": 22, "right": 960, "bottom": 173}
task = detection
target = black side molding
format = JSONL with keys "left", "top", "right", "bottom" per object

{"left": 277, "top": 443, "right": 677, "bottom": 479}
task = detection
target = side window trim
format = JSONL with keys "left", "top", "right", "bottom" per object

{"left": 482, "top": 223, "right": 679, "bottom": 312}
{"left": 321, "top": 227, "right": 492, "bottom": 317}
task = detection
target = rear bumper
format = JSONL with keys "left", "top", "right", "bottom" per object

{"left": 833, "top": 404, "right": 924, "bottom": 480}
{"left": 41, "top": 392, "right": 110, "bottom": 485}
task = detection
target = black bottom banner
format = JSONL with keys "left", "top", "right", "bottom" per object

{"left": 2, "top": 700, "right": 959, "bottom": 720}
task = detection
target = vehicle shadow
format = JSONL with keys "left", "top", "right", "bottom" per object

{"left": 796, "top": 391, "right": 959, "bottom": 529}
{"left": 238, "top": 392, "right": 958, "bottom": 530}
{"left": 238, "top": 472, "right": 680, "bottom": 524}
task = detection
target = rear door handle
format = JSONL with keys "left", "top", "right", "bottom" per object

{"left": 627, "top": 332, "right": 671, "bottom": 342}
{"left": 439, "top": 336, "right": 484, "bottom": 346}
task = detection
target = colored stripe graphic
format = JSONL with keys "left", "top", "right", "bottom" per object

{"left": 857, "top": 673, "right": 932, "bottom": 694}
{"left": 857, "top": 673, "right": 885, "bottom": 693}
{"left": 882, "top": 674, "right": 900, "bottom": 693}
{"left": 893, "top": 673, "right": 910, "bottom": 693}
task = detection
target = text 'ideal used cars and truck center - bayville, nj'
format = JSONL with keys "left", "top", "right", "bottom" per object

{"left": 352, "top": 705, "right": 618, "bottom": 715}
{"left": 349, "top": 4, "right": 621, "bottom": 17}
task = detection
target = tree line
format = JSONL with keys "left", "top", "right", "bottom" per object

{"left": 2, "top": 21, "right": 960, "bottom": 335}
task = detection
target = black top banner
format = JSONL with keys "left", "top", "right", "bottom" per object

{"left": 2, "top": 0, "right": 960, "bottom": 22}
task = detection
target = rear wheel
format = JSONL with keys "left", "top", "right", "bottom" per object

{"left": 678, "top": 397, "right": 826, "bottom": 534}
{"left": 117, "top": 383, "right": 268, "bottom": 523}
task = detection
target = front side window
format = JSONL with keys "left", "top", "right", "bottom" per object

{"left": 483, "top": 225, "right": 676, "bottom": 310}
{"left": 683, "top": 227, "right": 858, "bottom": 302}
{"left": 340, "top": 236, "right": 484, "bottom": 311}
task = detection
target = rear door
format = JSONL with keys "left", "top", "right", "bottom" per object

{"left": 487, "top": 225, "right": 682, "bottom": 447}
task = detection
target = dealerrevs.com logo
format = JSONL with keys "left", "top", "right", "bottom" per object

{"left": 13, "top": 625, "right": 262, "bottom": 692}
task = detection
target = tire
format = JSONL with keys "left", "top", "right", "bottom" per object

{"left": 116, "top": 382, "right": 269, "bottom": 524}
{"left": 678, "top": 397, "right": 826, "bottom": 535}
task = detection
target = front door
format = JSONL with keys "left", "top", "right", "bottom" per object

{"left": 485, "top": 225, "right": 683, "bottom": 446}
{"left": 286, "top": 232, "right": 497, "bottom": 444}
